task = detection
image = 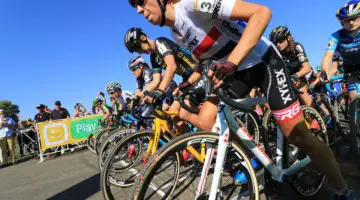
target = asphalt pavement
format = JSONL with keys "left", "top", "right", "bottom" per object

{"left": 0, "top": 140, "right": 359, "bottom": 200}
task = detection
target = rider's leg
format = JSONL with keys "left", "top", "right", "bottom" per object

{"left": 261, "top": 47, "right": 346, "bottom": 190}
{"left": 169, "top": 101, "right": 188, "bottom": 134}
{"left": 179, "top": 98, "right": 218, "bottom": 131}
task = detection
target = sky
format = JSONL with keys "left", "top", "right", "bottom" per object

{"left": 0, "top": 0, "right": 347, "bottom": 120}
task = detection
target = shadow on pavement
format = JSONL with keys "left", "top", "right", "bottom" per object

{"left": 47, "top": 173, "right": 100, "bottom": 200}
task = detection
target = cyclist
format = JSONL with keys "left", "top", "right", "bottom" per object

{"left": 129, "top": 0, "right": 354, "bottom": 198}
{"left": 269, "top": 26, "right": 314, "bottom": 107}
{"left": 105, "top": 81, "right": 126, "bottom": 116}
{"left": 125, "top": 28, "right": 203, "bottom": 134}
{"left": 128, "top": 56, "right": 162, "bottom": 97}
{"left": 322, "top": 0, "right": 360, "bottom": 101}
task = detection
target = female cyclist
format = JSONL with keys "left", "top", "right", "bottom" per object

{"left": 129, "top": 0, "right": 354, "bottom": 198}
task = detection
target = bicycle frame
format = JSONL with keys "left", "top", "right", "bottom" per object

{"left": 142, "top": 110, "right": 206, "bottom": 166}
{"left": 196, "top": 103, "right": 311, "bottom": 200}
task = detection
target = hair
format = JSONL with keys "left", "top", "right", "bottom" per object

{"left": 287, "top": 35, "right": 296, "bottom": 54}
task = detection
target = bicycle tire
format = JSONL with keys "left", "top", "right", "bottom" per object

{"left": 338, "top": 92, "right": 350, "bottom": 120}
{"left": 349, "top": 96, "right": 360, "bottom": 169}
{"left": 101, "top": 130, "right": 172, "bottom": 200}
{"left": 131, "top": 131, "right": 259, "bottom": 200}
{"left": 86, "top": 128, "right": 110, "bottom": 154}
{"left": 95, "top": 128, "right": 117, "bottom": 155}
{"left": 98, "top": 128, "right": 136, "bottom": 170}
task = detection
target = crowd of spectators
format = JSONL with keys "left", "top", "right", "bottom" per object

{"left": 0, "top": 100, "right": 92, "bottom": 167}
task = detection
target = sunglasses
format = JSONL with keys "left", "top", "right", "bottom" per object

{"left": 130, "top": 0, "right": 144, "bottom": 8}
{"left": 341, "top": 15, "right": 360, "bottom": 23}
{"left": 274, "top": 37, "right": 287, "bottom": 44}
{"left": 130, "top": 65, "right": 141, "bottom": 71}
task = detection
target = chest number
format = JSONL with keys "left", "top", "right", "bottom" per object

{"left": 200, "top": 2, "right": 212, "bottom": 11}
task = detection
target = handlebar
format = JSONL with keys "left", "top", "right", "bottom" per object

{"left": 179, "top": 91, "right": 201, "bottom": 115}
{"left": 217, "top": 88, "right": 253, "bottom": 113}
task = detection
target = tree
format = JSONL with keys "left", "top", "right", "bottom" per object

{"left": 0, "top": 100, "right": 20, "bottom": 122}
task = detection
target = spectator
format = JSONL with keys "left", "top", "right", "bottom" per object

{"left": 51, "top": 101, "right": 70, "bottom": 120}
{"left": 0, "top": 109, "right": 16, "bottom": 165}
{"left": 34, "top": 104, "right": 51, "bottom": 124}
{"left": 44, "top": 105, "right": 51, "bottom": 113}
{"left": 73, "top": 103, "right": 88, "bottom": 117}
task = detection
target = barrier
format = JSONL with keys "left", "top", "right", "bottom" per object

{"left": 36, "top": 114, "right": 104, "bottom": 162}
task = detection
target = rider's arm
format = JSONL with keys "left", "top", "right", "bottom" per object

{"left": 103, "top": 105, "right": 111, "bottom": 119}
{"left": 226, "top": 1, "right": 272, "bottom": 66}
{"left": 188, "top": 66, "right": 203, "bottom": 84}
{"left": 145, "top": 73, "right": 161, "bottom": 92}
{"left": 135, "top": 89, "right": 142, "bottom": 96}
{"left": 294, "top": 43, "right": 311, "bottom": 78}
{"left": 321, "top": 33, "right": 339, "bottom": 78}
{"left": 158, "top": 55, "right": 177, "bottom": 91}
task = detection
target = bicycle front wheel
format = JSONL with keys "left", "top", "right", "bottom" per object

{"left": 101, "top": 130, "right": 173, "bottom": 200}
{"left": 132, "top": 131, "right": 259, "bottom": 200}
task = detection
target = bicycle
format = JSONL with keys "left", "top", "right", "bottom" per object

{"left": 100, "top": 102, "right": 207, "bottom": 200}
{"left": 321, "top": 74, "right": 351, "bottom": 146}
{"left": 344, "top": 71, "right": 360, "bottom": 169}
{"left": 98, "top": 107, "right": 153, "bottom": 170}
{"left": 132, "top": 85, "right": 328, "bottom": 199}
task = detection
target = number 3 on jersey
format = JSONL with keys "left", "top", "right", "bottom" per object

{"left": 195, "top": 0, "right": 215, "bottom": 12}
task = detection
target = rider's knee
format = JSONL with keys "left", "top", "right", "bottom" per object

{"left": 197, "top": 116, "right": 214, "bottom": 131}
{"left": 287, "top": 121, "right": 313, "bottom": 149}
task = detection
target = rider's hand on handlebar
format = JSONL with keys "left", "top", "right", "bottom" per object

{"left": 290, "top": 74, "right": 300, "bottom": 85}
{"left": 207, "top": 61, "right": 237, "bottom": 89}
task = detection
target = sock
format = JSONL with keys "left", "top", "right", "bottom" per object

{"left": 334, "top": 185, "right": 350, "bottom": 197}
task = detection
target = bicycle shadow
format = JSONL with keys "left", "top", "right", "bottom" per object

{"left": 46, "top": 173, "right": 100, "bottom": 200}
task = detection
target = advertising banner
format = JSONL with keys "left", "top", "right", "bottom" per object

{"left": 36, "top": 114, "right": 104, "bottom": 151}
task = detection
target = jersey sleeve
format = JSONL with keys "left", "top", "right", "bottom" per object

{"left": 193, "top": 0, "right": 236, "bottom": 20}
{"left": 326, "top": 32, "right": 339, "bottom": 51}
{"left": 150, "top": 53, "right": 163, "bottom": 74}
{"left": 295, "top": 43, "right": 309, "bottom": 64}
{"left": 155, "top": 38, "right": 174, "bottom": 58}
{"left": 136, "top": 76, "right": 145, "bottom": 90}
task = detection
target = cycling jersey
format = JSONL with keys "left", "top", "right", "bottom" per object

{"left": 172, "top": 0, "right": 271, "bottom": 71}
{"left": 136, "top": 67, "right": 159, "bottom": 90}
{"left": 327, "top": 29, "right": 360, "bottom": 69}
{"left": 327, "top": 29, "right": 360, "bottom": 92}
{"left": 280, "top": 42, "right": 309, "bottom": 75}
{"left": 150, "top": 37, "right": 199, "bottom": 80}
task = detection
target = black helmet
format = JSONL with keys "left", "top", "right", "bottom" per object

{"left": 269, "top": 26, "right": 291, "bottom": 43}
{"left": 124, "top": 27, "right": 147, "bottom": 53}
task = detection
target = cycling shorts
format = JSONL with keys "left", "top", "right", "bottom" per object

{"left": 347, "top": 75, "right": 360, "bottom": 93}
{"left": 226, "top": 46, "right": 300, "bottom": 122}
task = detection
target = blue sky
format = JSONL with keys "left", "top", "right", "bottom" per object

{"left": 0, "top": 0, "right": 346, "bottom": 120}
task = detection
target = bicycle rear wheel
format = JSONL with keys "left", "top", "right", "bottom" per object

{"left": 349, "top": 96, "right": 360, "bottom": 169}
{"left": 132, "top": 131, "right": 259, "bottom": 200}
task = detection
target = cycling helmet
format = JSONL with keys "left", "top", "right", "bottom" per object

{"left": 105, "top": 81, "right": 121, "bottom": 92}
{"left": 128, "top": 56, "right": 146, "bottom": 70}
{"left": 269, "top": 26, "right": 291, "bottom": 43}
{"left": 122, "top": 90, "right": 134, "bottom": 102}
{"left": 314, "top": 65, "right": 322, "bottom": 72}
{"left": 93, "top": 98, "right": 103, "bottom": 106}
{"left": 337, "top": 0, "right": 360, "bottom": 21}
{"left": 124, "top": 27, "right": 147, "bottom": 53}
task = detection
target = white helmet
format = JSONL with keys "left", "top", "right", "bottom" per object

{"left": 105, "top": 82, "right": 121, "bottom": 92}
{"left": 122, "top": 90, "right": 134, "bottom": 101}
